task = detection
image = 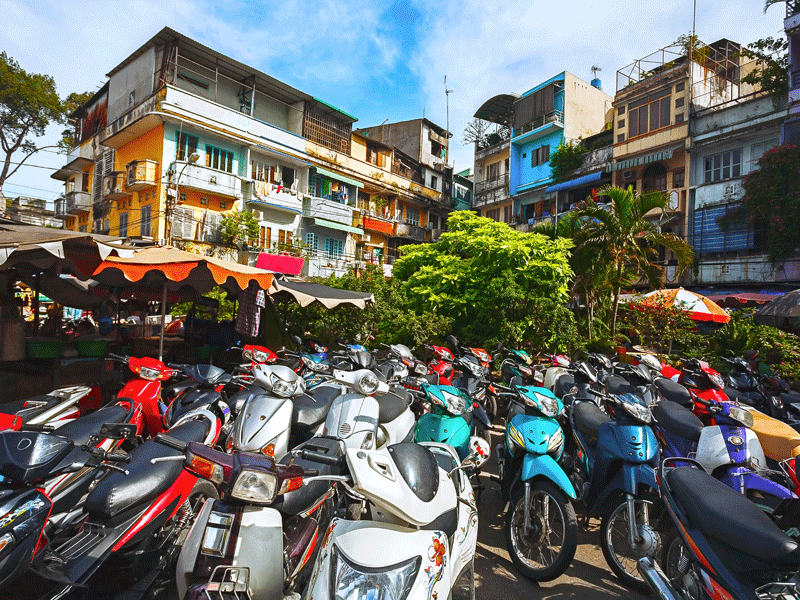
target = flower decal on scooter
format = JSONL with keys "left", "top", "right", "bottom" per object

{"left": 424, "top": 533, "right": 446, "bottom": 600}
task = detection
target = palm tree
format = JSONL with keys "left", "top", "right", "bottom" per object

{"left": 534, "top": 210, "right": 612, "bottom": 342}
{"left": 573, "top": 185, "right": 694, "bottom": 343}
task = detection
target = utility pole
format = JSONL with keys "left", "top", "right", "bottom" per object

{"left": 444, "top": 75, "right": 453, "bottom": 164}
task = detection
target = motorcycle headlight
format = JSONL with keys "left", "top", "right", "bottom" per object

{"left": 230, "top": 469, "right": 278, "bottom": 504}
{"left": 253, "top": 350, "right": 269, "bottom": 363}
{"left": 547, "top": 428, "right": 564, "bottom": 455}
{"left": 538, "top": 394, "right": 559, "bottom": 418}
{"left": 622, "top": 399, "right": 652, "bottom": 423}
{"left": 139, "top": 366, "right": 161, "bottom": 381}
{"left": 270, "top": 373, "right": 295, "bottom": 398}
{"left": 331, "top": 545, "right": 420, "bottom": 600}
{"left": 709, "top": 373, "right": 725, "bottom": 390}
{"left": 729, "top": 406, "right": 754, "bottom": 428}
{"left": 357, "top": 372, "right": 380, "bottom": 395}
{"left": 442, "top": 390, "right": 466, "bottom": 415}
{"left": 242, "top": 348, "right": 254, "bottom": 361}
{"left": 469, "top": 362, "right": 483, "bottom": 377}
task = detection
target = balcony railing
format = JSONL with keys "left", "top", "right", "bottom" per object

{"left": 65, "top": 191, "right": 91, "bottom": 214}
{"left": 789, "top": 0, "right": 799, "bottom": 17}
{"left": 512, "top": 110, "right": 564, "bottom": 138}
{"left": 126, "top": 159, "right": 159, "bottom": 191}
{"left": 395, "top": 222, "right": 426, "bottom": 241}
{"left": 54, "top": 198, "right": 67, "bottom": 219}
{"left": 474, "top": 173, "right": 510, "bottom": 195}
{"left": 170, "top": 161, "right": 242, "bottom": 200}
{"left": 243, "top": 180, "right": 303, "bottom": 214}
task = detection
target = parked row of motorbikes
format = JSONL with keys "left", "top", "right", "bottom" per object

{"left": 0, "top": 335, "right": 499, "bottom": 600}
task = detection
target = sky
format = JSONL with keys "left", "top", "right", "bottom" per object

{"left": 0, "top": 0, "right": 787, "bottom": 206}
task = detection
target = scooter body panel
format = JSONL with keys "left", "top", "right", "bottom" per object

{"left": 520, "top": 452, "right": 577, "bottom": 500}
{"left": 231, "top": 394, "right": 292, "bottom": 460}
{"left": 0, "top": 488, "right": 51, "bottom": 588}
{"left": 414, "top": 412, "right": 471, "bottom": 458}
{"left": 695, "top": 425, "right": 766, "bottom": 474}
{"left": 324, "top": 393, "right": 379, "bottom": 451}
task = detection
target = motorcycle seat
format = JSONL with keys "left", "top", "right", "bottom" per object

{"left": 667, "top": 466, "right": 800, "bottom": 567}
{"left": 606, "top": 375, "right": 635, "bottom": 398}
{"left": 376, "top": 389, "right": 410, "bottom": 423}
{"left": 84, "top": 420, "right": 210, "bottom": 521}
{"left": 54, "top": 404, "right": 130, "bottom": 448}
{"left": 654, "top": 377, "right": 693, "bottom": 409}
{"left": 292, "top": 386, "right": 339, "bottom": 438}
{"left": 652, "top": 401, "right": 704, "bottom": 442}
{"left": 573, "top": 401, "right": 612, "bottom": 439}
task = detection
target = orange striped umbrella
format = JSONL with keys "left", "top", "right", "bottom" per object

{"left": 636, "top": 287, "right": 730, "bottom": 323}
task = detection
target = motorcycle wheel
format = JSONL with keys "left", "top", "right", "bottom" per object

{"left": 600, "top": 495, "right": 658, "bottom": 593}
{"left": 660, "top": 530, "right": 688, "bottom": 584}
{"left": 504, "top": 480, "right": 578, "bottom": 581}
{"left": 483, "top": 394, "right": 498, "bottom": 424}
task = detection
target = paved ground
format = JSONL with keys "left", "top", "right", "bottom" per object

{"left": 473, "top": 427, "right": 649, "bottom": 600}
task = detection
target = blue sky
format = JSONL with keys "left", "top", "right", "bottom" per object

{"left": 0, "top": 0, "right": 786, "bottom": 204}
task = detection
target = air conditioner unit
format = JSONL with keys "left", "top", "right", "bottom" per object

{"left": 623, "top": 170, "right": 636, "bottom": 180}
{"left": 363, "top": 233, "right": 371, "bottom": 242}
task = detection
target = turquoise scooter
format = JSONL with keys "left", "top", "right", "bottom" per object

{"left": 495, "top": 379, "right": 578, "bottom": 582}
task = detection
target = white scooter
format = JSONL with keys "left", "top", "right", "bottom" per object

{"left": 302, "top": 437, "right": 490, "bottom": 600}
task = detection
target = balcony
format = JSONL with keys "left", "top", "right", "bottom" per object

{"left": 126, "top": 159, "right": 159, "bottom": 191}
{"left": 54, "top": 198, "right": 67, "bottom": 219}
{"left": 475, "top": 139, "right": 510, "bottom": 161}
{"left": 429, "top": 228, "right": 443, "bottom": 242}
{"left": 243, "top": 180, "right": 303, "bottom": 214}
{"left": 512, "top": 110, "right": 564, "bottom": 141}
{"left": 65, "top": 191, "right": 91, "bottom": 214}
{"left": 394, "top": 222, "right": 426, "bottom": 241}
{"left": 474, "top": 173, "right": 510, "bottom": 195}
{"left": 104, "top": 171, "right": 129, "bottom": 200}
{"left": 51, "top": 143, "right": 95, "bottom": 181}
{"left": 169, "top": 161, "right": 242, "bottom": 200}
{"left": 303, "top": 197, "right": 356, "bottom": 228}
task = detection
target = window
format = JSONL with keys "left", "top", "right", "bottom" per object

{"left": 618, "top": 119, "right": 625, "bottom": 128}
{"left": 628, "top": 88, "right": 671, "bottom": 138}
{"left": 177, "top": 133, "right": 198, "bottom": 161}
{"left": 430, "top": 175, "right": 438, "bottom": 189}
{"left": 675, "top": 82, "right": 685, "bottom": 92}
{"left": 486, "top": 208, "right": 500, "bottom": 221}
{"left": 79, "top": 224, "right": 87, "bottom": 233}
{"left": 205, "top": 145, "right": 234, "bottom": 173}
{"left": 251, "top": 160, "right": 271, "bottom": 182}
{"left": 200, "top": 197, "right": 209, "bottom": 206}
{"left": 750, "top": 139, "right": 778, "bottom": 166}
{"left": 429, "top": 213, "right": 440, "bottom": 229}
{"left": 503, "top": 205, "right": 512, "bottom": 222}
{"left": 704, "top": 149, "right": 742, "bottom": 183}
{"left": 220, "top": 201, "right": 227, "bottom": 210}
{"left": 306, "top": 232, "right": 318, "bottom": 251}
{"left": 673, "top": 169, "right": 685, "bottom": 189}
{"left": 487, "top": 162, "right": 499, "bottom": 181}
{"left": 532, "top": 145, "right": 550, "bottom": 167}
{"left": 675, "top": 97, "right": 684, "bottom": 108}
{"left": 281, "top": 167, "right": 296, "bottom": 188}
{"left": 324, "top": 237, "right": 344, "bottom": 259}
{"left": 675, "top": 113, "right": 685, "bottom": 123}
{"left": 405, "top": 207, "right": 420, "bottom": 226}
{"left": 278, "top": 229, "right": 288, "bottom": 246}
{"left": 617, "top": 134, "right": 626, "bottom": 143}
{"left": 81, "top": 173, "right": 89, "bottom": 192}
{"left": 141, "top": 205, "right": 152, "bottom": 237}
{"left": 263, "top": 226, "right": 271, "bottom": 248}
{"left": 118, "top": 212, "right": 128, "bottom": 238}
{"left": 618, "top": 105, "right": 626, "bottom": 114}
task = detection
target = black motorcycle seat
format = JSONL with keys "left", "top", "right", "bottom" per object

{"left": 54, "top": 405, "right": 130, "bottom": 448}
{"left": 376, "top": 389, "right": 410, "bottom": 423}
{"left": 652, "top": 401, "right": 704, "bottom": 442}
{"left": 606, "top": 375, "right": 635, "bottom": 397}
{"left": 291, "top": 386, "right": 339, "bottom": 436}
{"left": 724, "top": 386, "right": 758, "bottom": 407}
{"left": 84, "top": 420, "right": 210, "bottom": 521}
{"left": 573, "top": 401, "right": 612, "bottom": 438}
{"left": 667, "top": 467, "right": 800, "bottom": 567}
{"left": 654, "top": 377, "right": 693, "bottom": 408}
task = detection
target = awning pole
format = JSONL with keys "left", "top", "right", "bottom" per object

{"left": 159, "top": 283, "right": 167, "bottom": 362}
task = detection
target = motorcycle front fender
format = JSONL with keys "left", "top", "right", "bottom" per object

{"left": 472, "top": 402, "right": 491, "bottom": 427}
{"left": 587, "top": 462, "right": 658, "bottom": 516}
{"left": 521, "top": 453, "right": 577, "bottom": 500}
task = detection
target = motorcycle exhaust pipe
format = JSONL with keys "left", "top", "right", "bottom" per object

{"left": 637, "top": 558, "right": 682, "bottom": 600}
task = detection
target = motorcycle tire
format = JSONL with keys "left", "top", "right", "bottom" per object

{"left": 600, "top": 495, "right": 657, "bottom": 593}
{"left": 660, "top": 530, "right": 689, "bottom": 585}
{"left": 504, "top": 480, "right": 578, "bottom": 582}
{"left": 483, "top": 394, "right": 498, "bottom": 424}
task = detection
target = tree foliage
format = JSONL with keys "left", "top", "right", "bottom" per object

{"left": 739, "top": 37, "right": 788, "bottom": 103}
{"left": 549, "top": 141, "right": 584, "bottom": 183}
{"left": 725, "top": 144, "right": 800, "bottom": 262}
{"left": 393, "top": 211, "right": 574, "bottom": 349}
{"left": 219, "top": 209, "right": 260, "bottom": 247}
{"left": 0, "top": 52, "right": 71, "bottom": 198}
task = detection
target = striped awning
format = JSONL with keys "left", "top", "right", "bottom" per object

{"left": 610, "top": 146, "right": 681, "bottom": 171}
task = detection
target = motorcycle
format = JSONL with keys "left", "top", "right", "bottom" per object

{"left": 566, "top": 390, "right": 661, "bottom": 591}
{"left": 639, "top": 458, "right": 800, "bottom": 600}
{"left": 302, "top": 440, "right": 489, "bottom": 600}
{"left": 0, "top": 386, "right": 92, "bottom": 431}
{"left": 34, "top": 407, "right": 225, "bottom": 599}
{"left": 426, "top": 343, "right": 456, "bottom": 386}
{"left": 496, "top": 381, "right": 578, "bottom": 581}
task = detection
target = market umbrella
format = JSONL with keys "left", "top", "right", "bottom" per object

{"left": 268, "top": 277, "right": 375, "bottom": 309}
{"left": 18, "top": 274, "right": 108, "bottom": 309}
{"left": 753, "top": 289, "right": 800, "bottom": 330}
{"left": 92, "top": 246, "right": 274, "bottom": 360}
{"left": 635, "top": 287, "right": 730, "bottom": 324}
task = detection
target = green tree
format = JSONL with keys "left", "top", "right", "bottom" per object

{"left": 220, "top": 210, "right": 260, "bottom": 248}
{"left": 724, "top": 144, "right": 800, "bottom": 262}
{"left": 573, "top": 185, "right": 694, "bottom": 343}
{"left": 0, "top": 52, "right": 71, "bottom": 199}
{"left": 393, "top": 211, "right": 574, "bottom": 349}
{"left": 739, "top": 37, "right": 788, "bottom": 103}
{"left": 549, "top": 141, "right": 584, "bottom": 183}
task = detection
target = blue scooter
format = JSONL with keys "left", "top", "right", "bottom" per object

{"left": 496, "top": 380, "right": 578, "bottom": 582}
{"left": 566, "top": 390, "right": 661, "bottom": 592}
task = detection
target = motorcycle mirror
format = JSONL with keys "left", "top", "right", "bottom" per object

{"left": 290, "top": 335, "right": 302, "bottom": 347}
{"left": 446, "top": 334, "right": 458, "bottom": 348}
{"left": 495, "top": 341, "right": 504, "bottom": 351}
{"left": 492, "top": 353, "right": 502, "bottom": 362}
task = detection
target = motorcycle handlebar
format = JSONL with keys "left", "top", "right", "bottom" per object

{"left": 300, "top": 449, "right": 345, "bottom": 468}
{"left": 19, "top": 423, "right": 55, "bottom": 432}
{"left": 103, "top": 451, "right": 131, "bottom": 463}
{"left": 108, "top": 353, "right": 128, "bottom": 362}
{"left": 155, "top": 433, "right": 189, "bottom": 452}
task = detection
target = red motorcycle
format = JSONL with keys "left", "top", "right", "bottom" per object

{"left": 427, "top": 344, "right": 456, "bottom": 385}
{"left": 677, "top": 358, "right": 730, "bottom": 423}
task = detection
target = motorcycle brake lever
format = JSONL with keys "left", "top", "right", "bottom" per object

{"left": 102, "top": 463, "right": 129, "bottom": 475}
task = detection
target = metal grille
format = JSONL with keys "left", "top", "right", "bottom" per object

{"left": 339, "top": 423, "right": 351, "bottom": 436}
{"left": 303, "top": 110, "right": 350, "bottom": 155}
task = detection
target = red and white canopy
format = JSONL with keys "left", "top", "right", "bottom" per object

{"left": 636, "top": 288, "right": 730, "bottom": 323}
